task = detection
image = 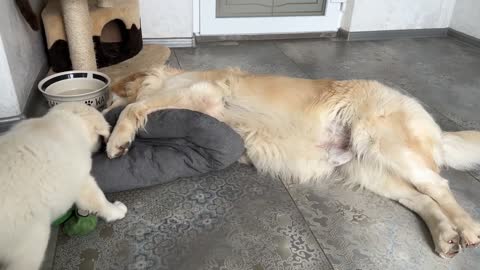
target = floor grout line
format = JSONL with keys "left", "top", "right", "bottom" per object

{"left": 272, "top": 41, "right": 315, "bottom": 79}
{"left": 467, "top": 171, "right": 480, "bottom": 182}
{"left": 171, "top": 49, "right": 182, "bottom": 69}
{"left": 277, "top": 179, "right": 336, "bottom": 270}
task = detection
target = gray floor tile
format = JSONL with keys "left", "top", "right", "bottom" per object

{"left": 41, "top": 226, "right": 59, "bottom": 270}
{"left": 53, "top": 164, "right": 332, "bottom": 270}
{"left": 174, "top": 42, "right": 308, "bottom": 77}
{"left": 287, "top": 169, "right": 480, "bottom": 270}
{"left": 26, "top": 87, "right": 50, "bottom": 118}
{"left": 166, "top": 50, "right": 182, "bottom": 70}
{"left": 469, "top": 170, "right": 480, "bottom": 182}
{"left": 276, "top": 38, "right": 480, "bottom": 130}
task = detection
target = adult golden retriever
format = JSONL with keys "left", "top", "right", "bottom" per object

{"left": 104, "top": 65, "right": 480, "bottom": 258}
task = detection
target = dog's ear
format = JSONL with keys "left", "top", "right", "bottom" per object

{"left": 111, "top": 72, "right": 148, "bottom": 98}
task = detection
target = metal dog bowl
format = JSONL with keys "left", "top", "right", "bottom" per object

{"left": 38, "top": 70, "right": 111, "bottom": 109}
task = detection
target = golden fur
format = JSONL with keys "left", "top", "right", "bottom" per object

{"left": 104, "top": 65, "right": 480, "bottom": 258}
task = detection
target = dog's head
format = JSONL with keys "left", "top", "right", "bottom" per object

{"left": 51, "top": 102, "right": 110, "bottom": 152}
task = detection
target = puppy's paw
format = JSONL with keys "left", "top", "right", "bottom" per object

{"left": 113, "top": 201, "right": 128, "bottom": 213}
{"left": 103, "top": 201, "right": 128, "bottom": 222}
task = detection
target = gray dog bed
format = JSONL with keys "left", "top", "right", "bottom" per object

{"left": 92, "top": 107, "right": 244, "bottom": 193}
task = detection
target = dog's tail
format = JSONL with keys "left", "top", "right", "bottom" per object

{"left": 441, "top": 131, "right": 480, "bottom": 170}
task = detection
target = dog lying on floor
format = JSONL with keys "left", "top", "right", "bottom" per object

{"left": 104, "top": 65, "right": 480, "bottom": 258}
{"left": 0, "top": 103, "right": 127, "bottom": 270}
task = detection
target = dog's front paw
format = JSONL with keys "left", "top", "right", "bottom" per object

{"left": 103, "top": 201, "right": 128, "bottom": 222}
{"left": 106, "top": 140, "right": 131, "bottom": 159}
{"left": 106, "top": 127, "right": 134, "bottom": 159}
{"left": 434, "top": 224, "right": 462, "bottom": 258}
{"left": 458, "top": 220, "right": 480, "bottom": 248}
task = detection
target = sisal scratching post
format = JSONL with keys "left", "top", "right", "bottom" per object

{"left": 60, "top": 0, "right": 97, "bottom": 71}
{"left": 97, "top": 0, "right": 114, "bottom": 8}
{"left": 42, "top": 0, "right": 143, "bottom": 72}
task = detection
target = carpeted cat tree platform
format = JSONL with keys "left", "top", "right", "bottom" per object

{"left": 42, "top": 0, "right": 170, "bottom": 83}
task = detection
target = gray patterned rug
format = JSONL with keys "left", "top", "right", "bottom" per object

{"left": 53, "top": 164, "right": 332, "bottom": 270}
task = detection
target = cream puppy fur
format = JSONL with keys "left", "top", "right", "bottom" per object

{"left": 0, "top": 103, "right": 127, "bottom": 270}
{"left": 104, "top": 66, "right": 480, "bottom": 258}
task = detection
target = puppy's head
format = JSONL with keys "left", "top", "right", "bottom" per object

{"left": 52, "top": 102, "right": 110, "bottom": 152}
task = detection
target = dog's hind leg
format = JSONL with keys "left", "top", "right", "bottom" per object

{"left": 6, "top": 223, "right": 50, "bottom": 270}
{"left": 75, "top": 176, "right": 127, "bottom": 222}
{"left": 106, "top": 82, "right": 224, "bottom": 158}
{"left": 363, "top": 172, "right": 461, "bottom": 258}
{"left": 392, "top": 153, "right": 480, "bottom": 249}
{"left": 347, "top": 108, "right": 478, "bottom": 256}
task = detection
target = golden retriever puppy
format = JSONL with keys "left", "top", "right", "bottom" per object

{"left": 105, "top": 66, "right": 480, "bottom": 258}
{"left": 0, "top": 103, "right": 127, "bottom": 270}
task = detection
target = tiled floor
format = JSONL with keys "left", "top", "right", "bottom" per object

{"left": 49, "top": 37, "right": 480, "bottom": 269}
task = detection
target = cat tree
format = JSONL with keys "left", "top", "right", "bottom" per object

{"left": 42, "top": 0, "right": 142, "bottom": 72}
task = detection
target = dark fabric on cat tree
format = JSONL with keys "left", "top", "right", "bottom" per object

{"left": 41, "top": 0, "right": 142, "bottom": 72}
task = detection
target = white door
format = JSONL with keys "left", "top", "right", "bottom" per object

{"left": 194, "top": 0, "right": 344, "bottom": 36}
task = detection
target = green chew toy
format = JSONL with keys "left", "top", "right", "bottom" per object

{"left": 63, "top": 208, "right": 98, "bottom": 236}
{"left": 52, "top": 208, "right": 74, "bottom": 226}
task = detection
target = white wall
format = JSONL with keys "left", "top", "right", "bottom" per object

{"left": 140, "top": 0, "right": 193, "bottom": 38}
{"left": 0, "top": 36, "right": 21, "bottom": 117}
{"left": 342, "top": 0, "right": 455, "bottom": 31}
{"left": 340, "top": 0, "right": 355, "bottom": 31}
{"left": 0, "top": 0, "right": 47, "bottom": 118}
{"left": 450, "top": 0, "right": 480, "bottom": 38}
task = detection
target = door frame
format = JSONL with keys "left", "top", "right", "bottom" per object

{"left": 194, "top": 0, "right": 344, "bottom": 36}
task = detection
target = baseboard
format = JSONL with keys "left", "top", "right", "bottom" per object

{"left": 447, "top": 28, "right": 480, "bottom": 48}
{"left": 0, "top": 115, "right": 25, "bottom": 133}
{"left": 338, "top": 28, "right": 448, "bottom": 41}
{"left": 143, "top": 37, "right": 194, "bottom": 48}
{"left": 0, "top": 63, "right": 49, "bottom": 133}
{"left": 195, "top": 32, "right": 336, "bottom": 43}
